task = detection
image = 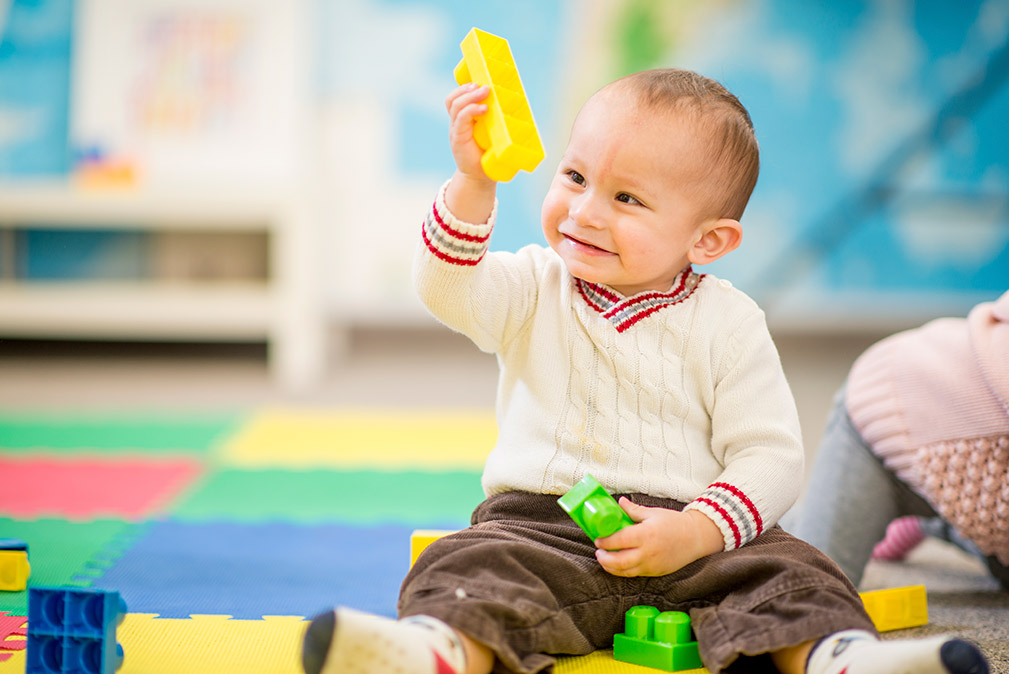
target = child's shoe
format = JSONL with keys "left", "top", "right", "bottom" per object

{"left": 805, "top": 629, "right": 988, "bottom": 674}
{"left": 872, "top": 516, "right": 926, "bottom": 561}
{"left": 302, "top": 607, "right": 468, "bottom": 674}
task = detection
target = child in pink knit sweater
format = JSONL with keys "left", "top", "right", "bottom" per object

{"left": 788, "top": 290, "right": 1009, "bottom": 588}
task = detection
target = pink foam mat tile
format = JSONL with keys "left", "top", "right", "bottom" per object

{"left": 0, "top": 612, "right": 26, "bottom": 665}
{"left": 0, "top": 455, "right": 204, "bottom": 520}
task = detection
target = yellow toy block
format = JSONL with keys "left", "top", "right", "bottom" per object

{"left": 0, "top": 543, "right": 30, "bottom": 592}
{"left": 454, "top": 27, "right": 545, "bottom": 182}
{"left": 859, "top": 585, "right": 928, "bottom": 632}
{"left": 410, "top": 529, "right": 457, "bottom": 567}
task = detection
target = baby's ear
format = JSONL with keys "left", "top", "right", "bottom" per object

{"left": 688, "top": 218, "right": 742, "bottom": 265}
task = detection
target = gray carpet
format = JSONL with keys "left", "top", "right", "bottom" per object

{"left": 860, "top": 537, "right": 1009, "bottom": 671}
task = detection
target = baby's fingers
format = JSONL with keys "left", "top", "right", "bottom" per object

{"left": 595, "top": 547, "right": 641, "bottom": 578}
{"left": 446, "top": 83, "right": 490, "bottom": 119}
{"left": 446, "top": 84, "right": 492, "bottom": 177}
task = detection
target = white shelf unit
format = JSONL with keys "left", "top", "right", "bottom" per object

{"left": 0, "top": 181, "right": 325, "bottom": 392}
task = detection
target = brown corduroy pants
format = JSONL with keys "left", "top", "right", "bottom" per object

{"left": 400, "top": 492, "right": 876, "bottom": 674}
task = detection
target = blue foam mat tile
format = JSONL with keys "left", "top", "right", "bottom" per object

{"left": 87, "top": 520, "right": 413, "bottom": 619}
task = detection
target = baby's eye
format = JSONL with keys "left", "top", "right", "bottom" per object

{"left": 566, "top": 171, "right": 586, "bottom": 186}
{"left": 616, "top": 193, "right": 642, "bottom": 205}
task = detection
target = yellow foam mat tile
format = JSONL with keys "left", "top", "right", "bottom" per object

{"left": 0, "top": 641, "right": 24, "bottom": 670}
{"left": 0, "top": 616, "right": 711, "bottom": 674}
{"left": 0, "top": 652, "right": 24, "bottom": 672}
{"left": 556, "top": 650, "right": 709, "bottom": 673}
{"left": 220, "top": 408, "right": 496, "bottom": 469}
{"left": 117, "top": 614, "right": 307, "bottom": 674}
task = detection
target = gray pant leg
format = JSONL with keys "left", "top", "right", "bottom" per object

{"left": 783, "top": 388, "right": 936, "bottom": 587}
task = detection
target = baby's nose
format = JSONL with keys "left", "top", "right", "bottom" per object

{"left": 571, "top": 192, "right": 606, "bottom": 229}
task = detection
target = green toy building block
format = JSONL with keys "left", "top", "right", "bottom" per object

{"left": 613, "top": 605, "right": 703, "bottom": 671}
{"left": 0, "top": 539, "right": 30, "bottom": 592}
{"left": 557, "top": 473, "right": 634, "bottom": 541}
{"left": 453, "top": 27, "right": 545, "bottom": 182}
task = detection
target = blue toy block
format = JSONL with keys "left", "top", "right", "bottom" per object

{"left": 27, "top": 587, "right": 127, "bottom": 674}
{"left": 557, "top": 473, "right": 634, "bottom": 541}
{"left": 0, "top": 538, "right": 31, "bottom": 591}
{"left": 613, "top": 605, "right": 703, "bottom": 671}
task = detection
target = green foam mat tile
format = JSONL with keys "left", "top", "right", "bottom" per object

{"left": 0, "top": 413, "right": 243, "bottom": 454}
{"left": 171, "top": 469, "right": 485, "bottom": 526}
{"left": 0, "top": 518, "right": 142, "bottom": 614}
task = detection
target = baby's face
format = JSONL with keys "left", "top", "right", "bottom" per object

{"left": 541, "top": 91, "right": 716, "bottom": 297}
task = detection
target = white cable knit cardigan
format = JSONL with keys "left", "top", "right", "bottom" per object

{"left": 414, "top": 184, "right": 804, "bottom": 551}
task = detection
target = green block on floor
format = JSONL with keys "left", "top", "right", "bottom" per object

{"left": 613, "top": 606, "right": 702, "bottom": 671}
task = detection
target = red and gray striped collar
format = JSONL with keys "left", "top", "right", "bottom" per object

{"left": 574, "top": 267, "right": 704, "bottom": 332}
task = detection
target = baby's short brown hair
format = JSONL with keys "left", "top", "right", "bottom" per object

{"left": 614, "top": 69, "right": 759, "bottom": 221}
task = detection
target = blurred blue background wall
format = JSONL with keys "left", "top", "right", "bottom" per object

{"left": 1, "top": 0, "right": 1006, "bottom": 327}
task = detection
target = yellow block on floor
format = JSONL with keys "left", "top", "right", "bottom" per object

{"left": 859, "top": 584, "right": 928, "bottom": 632}
{"left": 411, "top": 529, "right": 460, "bottom": 566}
{"left": 220, "top": 408, "right": 496, "bottom": 469}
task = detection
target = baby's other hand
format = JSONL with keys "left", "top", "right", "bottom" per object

{"left": 594, "top": 498, "right": 724, "bottom": 577}
{"left": 445, "top": 83, "right": 494, "bottom": 184}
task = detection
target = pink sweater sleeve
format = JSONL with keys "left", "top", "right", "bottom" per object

{"left": 845, "top": 291, "right": 1009, "bottom": 562}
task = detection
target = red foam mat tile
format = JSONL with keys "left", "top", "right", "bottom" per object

{"left": 0, "top": 456, "right": 203, "bottom": 520}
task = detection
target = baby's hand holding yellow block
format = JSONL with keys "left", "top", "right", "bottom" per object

{"left": 454, "top": 28, "right": 545, "bottom": 182}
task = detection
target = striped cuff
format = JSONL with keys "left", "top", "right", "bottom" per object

{"left": 421, "top": 180, "right": 495, "bottom": 267}
{"left": 683, "top": 482, "right": 764, "bottom": 551}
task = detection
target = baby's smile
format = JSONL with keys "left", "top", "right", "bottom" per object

{"left": 562, "top": 232, "right": 614, "bottom": 256}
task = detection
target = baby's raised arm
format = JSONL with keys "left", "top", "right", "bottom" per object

{"left": 444, "top": 83, "right": 497, "bottom": 224}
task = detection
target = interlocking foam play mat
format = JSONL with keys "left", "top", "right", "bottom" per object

{"left": 0, "top": 409, "right": 705, "bottom": 673}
